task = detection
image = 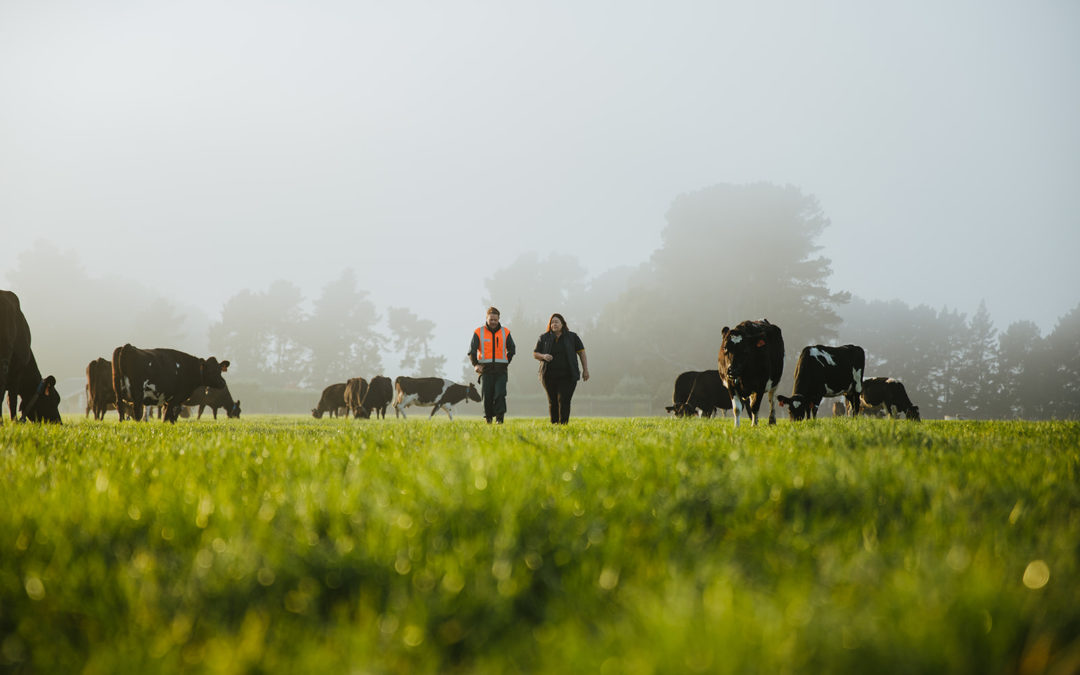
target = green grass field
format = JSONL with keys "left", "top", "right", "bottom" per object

{"left": 2, "top": 416, "right": 1078, "bottom": 674}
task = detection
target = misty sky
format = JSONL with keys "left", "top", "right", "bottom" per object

{"left": 2, "top": 0, "right": 1078, "bottom": 369}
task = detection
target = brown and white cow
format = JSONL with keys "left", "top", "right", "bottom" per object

{"left": 184, "top": 385, "right": 241, "bottom": 419}
{"left": 860, "top": 377, "right": 921, "bottom": 421}
{"left": 717, "top": 319, "right": 785, "bottom": 427}
{"left": 393, "top": 376, "right": 481, "bottom": 420}
{"left": 344, "top": 377, "right": 370, "bottom": 419}
{"left": 1, "top": 290, "right": 61, "bottom": 424}
{"left": 666, "top": 370, "right": 733, "bottom": 418}
{"left": 777, "top": 345, "right": 865, "bottom": 421}
{"left": 360, "top": 375, "right": 393, "bottom": 419}
{"left": 112, "top": 344, "right": 230, "bottom": 423}
{"left": 312, "top": 383, "right": 348, "bottom": 418}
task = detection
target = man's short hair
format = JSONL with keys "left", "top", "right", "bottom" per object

{"left": 486, "top": 306, "right": 500, "bottom": 316}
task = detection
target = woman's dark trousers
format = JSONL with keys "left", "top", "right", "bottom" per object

{"left": 542, "top": 372, "right": 577, "bottom": 424}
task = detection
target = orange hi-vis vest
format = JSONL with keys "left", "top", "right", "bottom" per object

{"left": 475, "top": 326, "right": 510, "bottom": 364}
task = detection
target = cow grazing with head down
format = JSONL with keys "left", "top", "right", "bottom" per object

{"left": 312, "top": 383, "right": 347, "bottom": 418}
{"left": 717, "top": 319, "right": 785, "bottom": 427}
{"left": 666, "top": 370, "right": 733, "bottom": 417}
{"left": 1, "top": 290, "right": 61, "bottom": 424}
{"left": 184, "top": 385, "right": 241, "bottom": 419}
{"left": 777, "top": 345, "right": 865, "bottom": 421}
{"left": 393, "top": 376, "right": 481, "bottom": 420}
{"left": 360, "top": 375, "right": 393, "bottom": 419}
{"left": 861, "top": 377, "right": 921, "bottom": 421}
{"left": 344, "top": 377, "right": 370, "bottom": 419}
{"left": 112, "top": 344, "right": 230, "bottom": 423}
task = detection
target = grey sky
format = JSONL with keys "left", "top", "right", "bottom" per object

{"left": 2, "top": 0, "right": 1078, "bottom": 370}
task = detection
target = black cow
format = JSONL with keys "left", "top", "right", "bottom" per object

{"left": 360, "top": 375, "right": 393, "bottom": 419}
{"left": 666, "top": 370, "right": 733, "bottom": 417}
{"left": 777, "top": 345, "right": 865, "bottom": 421}
{"left": 861, "top": 377, "right": 921, "bottom": 421}
{"left": 717, "top": 319, "right": 785, "bottom": 427}
{"left": 184, "top": 385, "right": 241, "bottom": 419}
{"left": 112, "top": 344, "right": 230, "bottom": 423}
{"left": 312, "top": 383, "right": 348, "bottom": 418}
{"left": 344, "top": 377, "right": 370, "bottom": 419}
{"left": 393, "top": 376, "right": 481, "bottom": 420}
{"left": 1, "top": 290, "right": 61, "bottom": 424}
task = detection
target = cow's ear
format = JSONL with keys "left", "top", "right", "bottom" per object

{"left": 777, "top": 396, "right": 787, "bottom": 407}
{"left": 756, "top": 339, "right": 766, "bottom": 347}
{"left": 220, "top": 360, "right": 230, "bottom": 372}
{"left": 721, "top": 326, "right": 729, "bottom": 337}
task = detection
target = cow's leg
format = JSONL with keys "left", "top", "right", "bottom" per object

{"left": 730, "top": 394, "right": 742, "bottom": 427}
{"left": 443, "top": 404, "right": 454, "bottom": 421}
{"left": 131, "top": 400, "right": 144, "bottom": 422}
{"left": 429, "top": 403, "right": 441, "bottom": 418}
{"left": 748, "top": 392, "right": 763, "bottom": 426}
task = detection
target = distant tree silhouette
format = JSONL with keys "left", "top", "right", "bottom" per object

{"left": 388, "top": 306, "right": 446, "bottom": 377}
{"left": 209, "top": 280, "right": 309, "bottom": 386}
{"left": 304, "top": 269, "right": 381, "bottom": 388}
{"left": 590, "top": 182, "right": 849, "bottom": 399}
{"left": 995, "top": 320, "right": 1048, "bottom": 419}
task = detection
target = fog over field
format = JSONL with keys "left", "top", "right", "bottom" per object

{"left": 2, "top": 0, "right": 1078, "bottom": 374}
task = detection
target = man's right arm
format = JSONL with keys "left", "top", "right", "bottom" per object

{"left": 468, "top": 332, "right": 479, "bottom": 367}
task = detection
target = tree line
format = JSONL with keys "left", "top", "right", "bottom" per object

{"left": 8, "top": 183, "right": 1078, "bottom": 419}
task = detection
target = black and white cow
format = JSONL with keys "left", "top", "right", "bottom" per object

{"left": 861, "top": 377, "right": 920, "bottom": 421}
{"left": 777, "top": 345, "right": 865, "bottom": 421}
{"left": 717, "top": 319, "right": 785, "bottom": 427}
{"left": 393, "top": 376, "right": 481, "bottom": 420}
{"left": 312, "top": 383, "right": 348, "bottom": 418}
{"left": 665, "top": 370, "right": 733, "bottom": 417}
{"left": 112, "top": 344, "right": 230, "bottom": 423}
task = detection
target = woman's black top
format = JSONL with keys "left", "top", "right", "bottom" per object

{"left": 534, "top": 330, "right": 585, "bottom": 381}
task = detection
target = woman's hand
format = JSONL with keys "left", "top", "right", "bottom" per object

{"left": 543, "top": 354, "right": 553, "bottom": 362}
{"left": 582, "top": 369, "right": 590, "bottom": 381}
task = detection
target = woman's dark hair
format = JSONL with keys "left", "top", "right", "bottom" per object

{"left": 547, "top": 313, "right": 568, "bottom": 333}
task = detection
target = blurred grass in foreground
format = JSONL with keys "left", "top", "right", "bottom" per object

{"left": 1, "top": 417, "right": 1078, "bottom": 674}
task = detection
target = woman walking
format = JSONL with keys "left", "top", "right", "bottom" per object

{"left": 533, "top": 313, "right": 589, "bottom": 424}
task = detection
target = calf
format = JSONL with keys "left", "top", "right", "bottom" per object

{"left": 861, "top": 377, "right": 920, "bottom": 421}
{"left": 393, "top": 376, "right": 481, "bottom": 420}
{"left": 778, "top": 345, "right": 865, "bottom": 421}
{"left": 184, "top": 385, "right": 241, "bottom": 419}
{"left": 717, "top": 319, "right": 785, "bottom": 427}
{"left": 360, "top": 375, "right": 393, "bottom": 419}
{"left": 1, "top": 290, "right": 60, "bottom": 424}
{"left": 112, "top": 344, "right": 230, "bottom": 423}
{"left": 666, "top": 370, "right": 732, "bottom": 417}
{"left": 344, "top": 377, "right": 370, "bottom": 419}
{"left": 312, "top": 383, "right": 348, "bottom": 418}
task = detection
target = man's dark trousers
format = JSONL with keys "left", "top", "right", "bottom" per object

{"left": 480, "top": 370, "right": 508, "bottom": 422}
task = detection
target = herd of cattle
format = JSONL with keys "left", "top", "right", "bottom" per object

{"left": 667, "top": 319, "right": 920, "bottom": 425}
{"left": 4, "top": 292, "right": 917, "bottom": 426}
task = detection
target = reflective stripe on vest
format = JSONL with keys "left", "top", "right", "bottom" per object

{"left": 475, "top": 326, "right": 509, "bottom": 363}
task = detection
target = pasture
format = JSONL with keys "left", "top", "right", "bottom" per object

{"left": 1, "top": 417, "right": 1078, "bottom": 673}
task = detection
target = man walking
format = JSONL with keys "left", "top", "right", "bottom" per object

{"left": 469, "top": 306, "right": 516, "bottom": 424}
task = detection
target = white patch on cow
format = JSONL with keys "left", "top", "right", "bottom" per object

{"left": 731, "top": 396, "right": 742, "bottom": 427}
{"left": 853, "top": 368, "right": 863, "bottom": 393}
{"left": 808, "top": 347, "right": 836, "bottom": 367}
{"left": 729, "top": 334, "right": 743, "bottom": 344}
{"left": 141, "top": 381, "right": 166, "bottom": 405}
{"left": 791, "top": 399, "right": 802, "bottom": 409}
{"left": 764, "top": 379, "right": 773, "bottom": 393}
{"left": 122, "top": 376, "right": 132, "bottom": 399}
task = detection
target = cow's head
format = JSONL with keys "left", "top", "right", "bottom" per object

{"left": 666, "top": 403, "right": 696, "bottom": 417}
{"left": 354, "top": 406, "right": 372, "bottom": 419}
{"left": 777, "top": 394, "right": 814, "bottom": 421}
{"left": 311, "top": 408, "right": 324, "bottom": 419}
{"left": 906, "top": 405, "right": 921, "bottom": 422}
{"left": 719, "top": 325, "right": 762, "bottom": 387}
{"left": 201, "top": 358, "right": 230, "bottom": 389}
{"left": 467, "top": 383, "right": 481, "bottom": 403}
{"left": 228, "top": 400, "right": 241, "bottom": 419}
{"left": 23, "top": 375, "right": 62, "bottom": 424}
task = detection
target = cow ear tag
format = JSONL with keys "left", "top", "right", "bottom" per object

{"left": 756, "top": 339, "right": 766, "bottom": 347}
